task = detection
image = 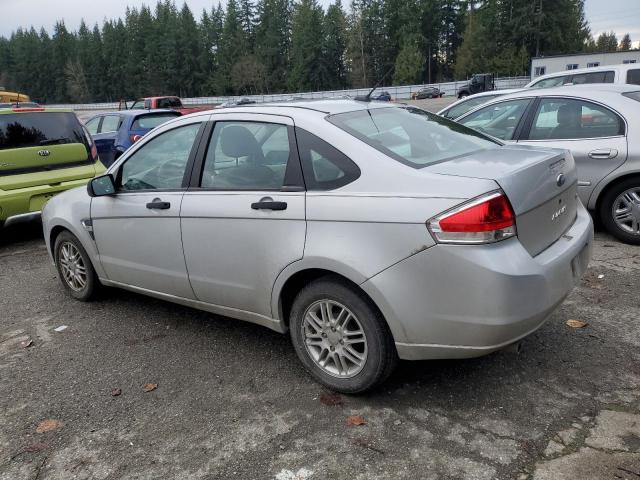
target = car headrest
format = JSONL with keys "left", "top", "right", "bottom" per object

{"left": 220, "top": 125, "right": 261, "bottom": 160}
{"left": 556, "top": 104, "right": 581, "bottom": 126}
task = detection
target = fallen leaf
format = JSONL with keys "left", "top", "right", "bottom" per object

{"left": 566, "top": 319, "right": 588, "bottom": 329}
{"left": 21, "top": 339, "right": 33, "bottom": 348}
{"left": 346, "top": 415, "right": 366, "bottom": 426}
{"left": 36, "top": 419, "right": 64, "bottom": 433}
{"left": 320, "top": 393, "right": 343, "bottom": 406}
{"left": 111, "top": 388, "right": 122, "bottom": 397}
{"left": 143, "top": 383, "right": 158, "bottom": 392}
{"left": 53, "top": 325, "right": 68, "bottom": 332}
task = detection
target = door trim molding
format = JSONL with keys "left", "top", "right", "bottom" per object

{"left": 99, "top": 278, "right": 286, "bottom": 334}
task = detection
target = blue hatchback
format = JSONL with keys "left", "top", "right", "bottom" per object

{"left": 84, "top": 110, "right": 181, "bottom": 166}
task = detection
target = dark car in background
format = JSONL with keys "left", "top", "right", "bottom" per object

{"left": 371, "top": 91, "right": 392, "bottom": 101}
{"left": 413, "top": 87, "right": 443, "bottom": 99}
{"left": 85, "top": 110, "right": 181, "bottom": 166}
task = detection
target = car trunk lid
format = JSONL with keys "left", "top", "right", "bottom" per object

{"left": 426, "top": 145, "right": 578, "bottom": 256}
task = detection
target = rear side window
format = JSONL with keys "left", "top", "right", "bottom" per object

{"left": 528, "top": 98, "right": 624, "bottom": 140}
{"left": 157, "top": 97, "right": 182, "bottom": 108}
{"left": 0, "top": 112, "right": 88, "bottom": 151}
{"left": 623, "top": 91, "right": 640, "bottom": 102}
{"left": 131, "top": 113, "right": 180, "bottom": 130}
{"left": 295, "top": 128, "right": 360, "bottom": 190}
{"left": 571, "top": 71, "right": 615, "bottom": 84}
{"left": 628, "top": 69, "right": 640, "bottom": 85}
{"left": 100, "top": 115, "right": 120, "bottom": 133}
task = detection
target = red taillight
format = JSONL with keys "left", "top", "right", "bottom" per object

{"left": 12, "top": 107, "right": 45, "bottom": 112}
{"left": 428, "top": 192, "right": 516, "bottom": 244}
{"left": 130, "top": 134, "right": 143, "bottom": 143}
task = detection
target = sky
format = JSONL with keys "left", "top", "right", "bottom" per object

{"left": 0, "top": 0, "right": 639, "bottom": 48}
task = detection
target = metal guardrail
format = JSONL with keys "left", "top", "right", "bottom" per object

{"left": 47, "top": 77, "right": 530, "bottom": 111}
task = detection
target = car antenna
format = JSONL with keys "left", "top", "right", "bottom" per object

{"left": 354, "top": 66, "right": 394, "bottom": 102}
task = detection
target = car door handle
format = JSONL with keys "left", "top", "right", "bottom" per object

{"left": 146, "top": 200, "right": 171, "bottom": 210}
{"left": 588, "top": 149, "right": 618, "bottom": 159}
{"left": 251, "top": 201, "right": 287, "bottom": 211}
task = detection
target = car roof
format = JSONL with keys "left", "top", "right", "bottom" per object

{"left": 0, "top": 107, "right": 73, "bottom": 115}
{"left": 203, "top": 98, "right": 395, "bottom": 116}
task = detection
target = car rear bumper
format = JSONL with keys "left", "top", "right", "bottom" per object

{"left": 362, "top": 201, "right": 594, "bottom": 360}
{"left": 0, "top": 177, "right": 93, "bottom": 223}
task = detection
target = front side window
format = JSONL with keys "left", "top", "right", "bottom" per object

{"left": 200, "top": 121, "right": 291, "bottom": 190}
{"left": 442, "top": 95, "right": 499, "bottom": 119}
{"left": 528, "top": 98, "right": 624, "bottom": 140}
{"left": 85, "top": 117, "right": 100, "bottom": 135}
{"left": 329, "top": 107, "right": 498, "bottom": 169}
{"left": 627, "top": 69, "right": 640, "bottom": 85}
{"left": 119, "top": 123, "right": 200, "bottom": 191}
{"left": 130, "top": 100, "right": 145, "bottom": 110}
{"left": 100, "top": 115, "right": 120, "bottom": 133}
{"left": 457, "top": 99, "right": 531, "bottom": 141}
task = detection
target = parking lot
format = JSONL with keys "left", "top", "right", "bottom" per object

{"left": 1, "top": 218, "right": 639, "bottom": 480}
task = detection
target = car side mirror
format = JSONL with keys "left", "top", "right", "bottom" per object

{"left": 87, "top": 174, "right": 116, "bottom": 197}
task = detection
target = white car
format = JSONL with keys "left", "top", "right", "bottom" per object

{"left": 526, "top": 63, "right": 640, "bottom": 89}
{"left": 437, "top": 89, "right": 524, "bottom": 120}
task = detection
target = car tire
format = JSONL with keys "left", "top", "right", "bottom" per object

{"left": 599, "top": 178, "right": 640, "bottom": 245}
{"left": 289, "top": 276, "right": 398, "bottom": 394}
{"left": 54, "top": 230, "right": 101, "bottom": 301}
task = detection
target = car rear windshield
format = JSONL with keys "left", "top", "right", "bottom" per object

{"left": 131, "top": 113, "right": 180, "bottom": 130}
{"left": 0, "top": 112, "right": 88, "bottom": 151}
{"left": 623, "top": 91, "right": 640, "bottom": 102}
{"left": 328, "top": 106, "right": 499, "bottom": 168}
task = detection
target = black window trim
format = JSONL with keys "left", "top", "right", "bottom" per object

{"left": 518, "top": 95, "right": 627, "bottom": 141}
{"left": 188, "top": 119, "right": 306, "bottom": 192}
{"left": 113, "top": 121, "right": 207, "bottom": 194}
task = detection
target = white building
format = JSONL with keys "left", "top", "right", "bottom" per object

{"left": 530, "top": 50, "right": 640, "bottom": 79}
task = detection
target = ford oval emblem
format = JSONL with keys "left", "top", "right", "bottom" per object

{"left": 556, "top": 173, "right": 566, "bottom": 187}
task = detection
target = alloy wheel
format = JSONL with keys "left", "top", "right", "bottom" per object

{"left": 59, "top": 242, "right": 87, "bottom": 291}
{"left": 612, "top": 187, "right": 640, "bottom": 236}
{"left": 302, "top": 299, "right": 368, "bottom": 378}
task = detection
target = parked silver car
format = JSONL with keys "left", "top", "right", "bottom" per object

{"left": 42, "top": 100, "right": 593, "bottom": 392}
{"left": 454, "top": 85, "right": 640, "bottom": 244}
{"left": 437, "top": 88, "right": 524, "bottom": 119}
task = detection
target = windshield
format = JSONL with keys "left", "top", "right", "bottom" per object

{"left": 131, "top": 113, "right": 181, "bottom": 130}
{"left": 328, "top": 106, "right": 499, "bottom": 169}
{"left": 443, "top": 95, "right": 499, "bottom": 119}
{"left": 0, "top": 112, "right": 88, "bottom": 151}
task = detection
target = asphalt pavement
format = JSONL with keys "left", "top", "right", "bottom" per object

{"left": 1, "top": 218, "right": 639, "bottom": 480}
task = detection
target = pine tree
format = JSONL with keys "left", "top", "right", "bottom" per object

{"left": 393, "top": 38, "right": 423, "bottom": 85}
{"left": 324, "top": 0, "right": 348, "bottom": 89}
{"left": 289, "top": 0, "right": 327, "bottom": 92}
{"left": 596, "top": 31, "right": 618, "bottom": 52}
{"left": 620, "top": 33, "right": 632, "bottom": 51}
{"left": 255, "top": 0, "right": 292, "bottom": 93}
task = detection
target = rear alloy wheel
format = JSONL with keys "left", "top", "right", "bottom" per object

{"left": 54, "top": 231, "right": 101, "bottom": 300}
{"left": 289, "top": 277, "right": 397, "bottom": 393}
{"left": 600, "top": 178, "right": 640, "bottom": 245}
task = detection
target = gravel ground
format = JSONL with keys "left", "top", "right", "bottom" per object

{"left": 0, "top": 217, "right": 638, "bottom": 480}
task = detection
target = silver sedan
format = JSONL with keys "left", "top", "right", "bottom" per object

{"left": 42, "top": 100, "right": 593, "bottom": 393}
{"left": 453, "top": 84, "right": 640, "bottom": 244}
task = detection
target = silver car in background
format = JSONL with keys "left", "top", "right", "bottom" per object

{"left": 453, "top": 85, "right": 640, "bottom": 244}
{"left": 42, "top": 100, "right": 592, "bottom": 393}
{"left": 437, "top": 88, "right": 524, "bottom": 119}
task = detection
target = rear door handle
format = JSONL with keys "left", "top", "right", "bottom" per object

{"left": 588, "top": 148, "right": 618, "bottom": 159}
{"left": 146, "top": 199, "right": 171, "bottom": 210}
{"left": 251, "top": 201, "right": 287, "bottom": 211}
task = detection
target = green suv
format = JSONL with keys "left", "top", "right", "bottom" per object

{"left": 0, "top": 107, "right": 105, "bottom": 228}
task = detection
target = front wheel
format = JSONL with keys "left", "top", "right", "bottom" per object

{"left": 54, "top": 231, "right": 101, "bottom": 300}
{"left": 599, "top": 178, "right": 640, "bottom": 245}
{"left": 289, "top": 277, "right": 397, "bottom": 393}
